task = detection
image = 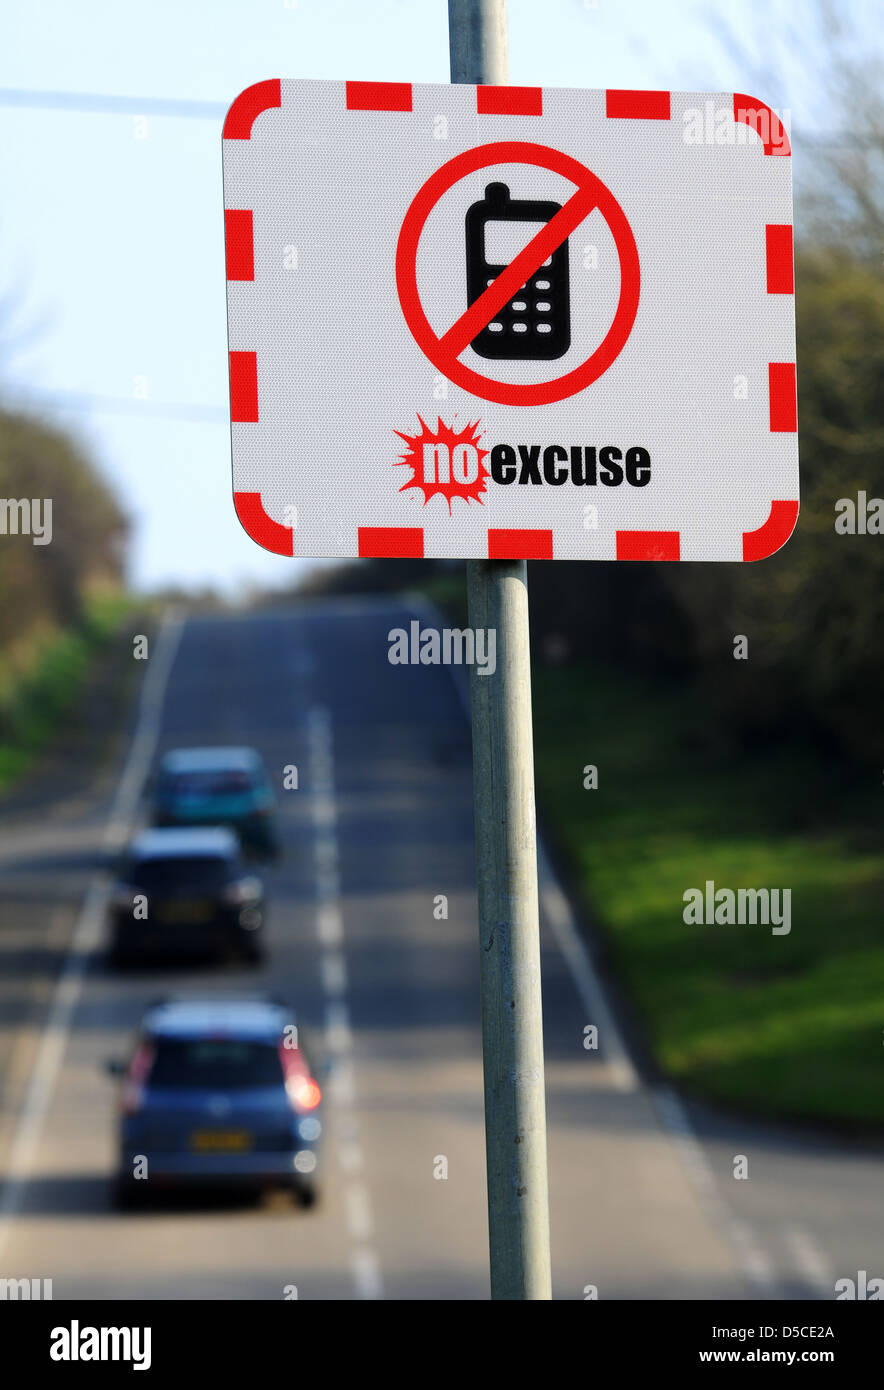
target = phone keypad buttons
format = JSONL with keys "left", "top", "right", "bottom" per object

{"left": 466, "top": 183, "right": 571, "bottom": 359}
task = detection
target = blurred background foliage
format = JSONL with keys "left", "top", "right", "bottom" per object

{"left": 0, "top": 408, "right": 128, "bottom": 784}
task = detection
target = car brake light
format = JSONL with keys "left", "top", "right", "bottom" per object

{"left": 122, "top": 1041, "right": 154, "bottom": 1115}
{"left": 279, "top": 1041, "right": 321, "bottom": 1111}
{"left": 285, "top": 1076, "right": 322, "bottom": 1111}
{"left": 121, "top": 1081, "right": 145, "bottom": 1115}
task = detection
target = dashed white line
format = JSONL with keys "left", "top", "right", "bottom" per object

{"left": 345, "top": 1183, "right": 375, "bottom": 1242}
{"left": 338, "top": 1139, "right": 365, "bottom": 1176}
{"left": 320, "top": 951, "right": 348, "bottom": 997}
{"left": 316, "top": 904, "right": 343, "bottom": 946}
{"left": 324, "top": 998, "right": 353, "bottom": 1052}
{"left": 351, "top": 1246, "right": 383, "bottom": 1301}
{"left": 308, "top": 703, "right": 383, "bottom": 1301}
{"left": 329, "top": 1056, "right": 356, "bottom": 1109}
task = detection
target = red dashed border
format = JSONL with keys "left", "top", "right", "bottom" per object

{"left": 766, "top": 224, "right": 794, "bottom": 294}
{"left": 733, "top": 94, "right": 791, "bottom": 156}
{"left": 769, "top": 362, "right": 798, "bottom": 432}
{"left": 616, "top": 530, "right": 680, "bottom": 561}
{"left": 477, "top": 86, "right": 542, "bottom": 116}
{"left": 346, "top": 81, "right": 412, "bottom": 112}
{"left": 223, "top": 80, "right": 281, "bottom": 140}
{"left": 488, "top": 528, "right": 553, "bottom": 560}
{"left": 606, "top": 90, "right": 671, "bottom": 120}
{"left": 742, "top": 500, "right": 799, "bottom": 561}
{"left": 225, "top": 81, "right": 797, "bottom": 562}
{"left": 234, "top": 492, "right": 293, "bottom": 556}
{"left": 358, "top": 526, "right": 424, "bottom": 557}
{"left": 228, "top": 351, "right": 258, "bottom": 423}
{"left": 224, "top": 210, "right": 254, "bottom": 281}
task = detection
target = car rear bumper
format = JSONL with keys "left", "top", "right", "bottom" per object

{"left": 118, "top": 1150, "right": 317, "bottom": 1185}
{"left": 109, "top": 916, "right": 262, "bottom": 960}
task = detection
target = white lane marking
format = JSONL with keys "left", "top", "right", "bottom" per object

{"left": 654, "top": 1086, "right": 776, "bottom": 1296}
{"left": 338, "top": 1139, "right": 365, "bottom": 1176}
{"left": 728, "top": 1218, "right": 777, "bottom": 1294}
{"left": 308, "top": 703, "right": 382, "bottom": 1301}
{"left": 407, "top": 593, "right": 776, "bottom": 1299}
{"left": 351, "top": 1247, "right": 383, "bottom": 1301}
{"left": 329, "top": 1056, "right": 356, "bottom": 1109}
{"left": 537, "top": 846, "right": 637, "bottom": 1093}
{"left": 104, "top": 612, "right": 184, "bottom": 851}
{"left": 345, "top": 1183, "right": 375, "bottom": 1242}
{"left": 784, "top": 1225, "right": 833, "bottom": 1297}
{"left": 0, "top": 611, "right": 183, "bottom": 1260}
{"left": 317, "top": 904, "right": 343, "bottom": 945}
{"left": 324, "top": 1000, "right": 353, "bottom": 1055}
{"left": 320, "top": 951, "right": 348, "bottom": 997}
{"left": 335, "top": 1114, "right": 364, "bottom": 1174}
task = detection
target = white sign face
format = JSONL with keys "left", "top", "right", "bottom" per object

{"left": 223, "top": 80, "right": 798, "bottom": 562}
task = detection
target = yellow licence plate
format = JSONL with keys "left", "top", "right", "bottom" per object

{"left": 158, "top": 899, "right": 213, "bottom": 924}
{"left": 189, "top": 1129, "right": 253, "bottom": 1152}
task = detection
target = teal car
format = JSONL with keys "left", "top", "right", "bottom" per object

{"left": 152, "top": 747, "right": 279, "bottom": 859}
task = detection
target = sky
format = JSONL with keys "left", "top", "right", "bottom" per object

{"left": 0, "top": 0, "right": 879, "bottom": 594}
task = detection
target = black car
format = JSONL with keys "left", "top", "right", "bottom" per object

{"left": 108, "top": 828, "right": 265, "bottom": 967}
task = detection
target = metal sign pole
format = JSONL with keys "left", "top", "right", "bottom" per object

{"left": 448, "top": 0, "right": 553, "bottom": 1302}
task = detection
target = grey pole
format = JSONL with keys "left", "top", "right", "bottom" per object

{"left": 448, "top": 0, "right": 553, "bottom": 1301}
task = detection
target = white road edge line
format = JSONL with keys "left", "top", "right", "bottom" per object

{"left": 0, "top": 610, "right": 183, "bottom": 1261}
{"left": 784, "top": 1225, "right": 833, "bottom": 1297}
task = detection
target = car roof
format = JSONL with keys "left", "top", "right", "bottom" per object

{"left": 143, "top": 995, "right": 293, "bottom": 1041}
{"left": 128, "top": 827, "right": 240, "bottom": 860}
{"left": 158, "top": 746, "right": 264, "bottom": 773}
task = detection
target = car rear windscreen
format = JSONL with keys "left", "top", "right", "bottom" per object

{"left": 163, "top": 770, "right": 257, "bottom": 797}
{"left": 148, "top": 1039, "right": 283, "bottom": 1089}
{"left": 132, "top": 856, "right": 231, "bottom": 890}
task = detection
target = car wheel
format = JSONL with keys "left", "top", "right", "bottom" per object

{"left": 113, "top": 1177, "right": 149, "bottom": 1211}
{"left": 294, "top": 1180, "right": 318, "bottom": 1209}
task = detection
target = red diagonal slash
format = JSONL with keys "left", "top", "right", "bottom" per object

{"left": 396, "top": 141, "right": 640, "bottom": 407}
{"left": 439, "top": 182, "right": 598, "bottom": 360}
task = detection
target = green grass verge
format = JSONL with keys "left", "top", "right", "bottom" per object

{"left": 531, "top": 660, "right": 884, "bottom": 1129}
{"left": 0, "top": 591, "right": 132, "bottom": 791}
{"left": 369, "top": 572, "right": 883, "bottom": 1127}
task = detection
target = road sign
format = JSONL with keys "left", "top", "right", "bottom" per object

{"left": 223, "top": 81, "right": 798, "bottom": 562}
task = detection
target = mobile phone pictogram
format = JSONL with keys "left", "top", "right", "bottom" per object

{"left": 465, "top": 182, "right": 571, "bottom": 360}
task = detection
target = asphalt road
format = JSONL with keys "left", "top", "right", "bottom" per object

{"left": 0, "top": 598, "right": 880, "bottom": 1300}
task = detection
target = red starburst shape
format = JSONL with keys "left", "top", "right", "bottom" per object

{"left": 394, "top": 416, "right": 489, "bottom": 513}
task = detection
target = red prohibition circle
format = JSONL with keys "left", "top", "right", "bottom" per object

{"left": 395, "top": 140, "right": 641, "bottom": 408}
